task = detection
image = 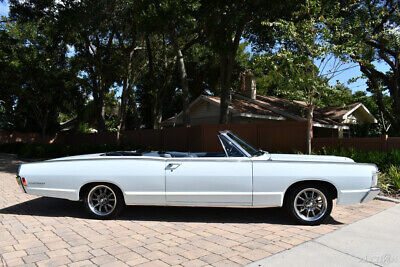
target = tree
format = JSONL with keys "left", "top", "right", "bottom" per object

{"left": 251, "top": 0, "right": 352, "bottom": 153}
{"left": 328, "top": 0, "right": 400, "bottom": 135}
{"left": 164, "top": 0, "right": 200, "bottom": 127}
{"left": 62, "top": 0, "right": 121, "bottom": 132}
{"left": 7, "top": 0, "right": 123, "bottom": 132}
{"left": 0, "top": 19, "right": 19, "bottom": 130}
{"left": 112, "top": 3, "right": 146, "bottom": 140}
{"left": 0, "top": 19, "right": 81, "bottom": 135}
{"left": 197, "top": 0, "right": 257, "bottom": 123}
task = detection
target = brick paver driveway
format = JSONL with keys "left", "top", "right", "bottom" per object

{"left": 0, "top": 154, "right": 395, "bottom": 266}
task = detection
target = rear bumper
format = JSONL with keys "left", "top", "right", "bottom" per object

{"left": 361, "top": 187, "right": 380, "bottom": 203}
{"left": 337, "top": 187, "right": 380, "bottom": 205}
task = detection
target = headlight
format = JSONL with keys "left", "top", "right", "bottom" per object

{"left": 372, "top": 172, "right": 378, "bottom": 187}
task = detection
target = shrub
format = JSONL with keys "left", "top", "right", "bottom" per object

{"left": 379, "top": 165, "right": 400, "bottom": 197}
{"left": 318, "top": 147, "right": 400, "bottom": 197}
{"left": 318, "top": 147, "right": 400, "bottom": 172}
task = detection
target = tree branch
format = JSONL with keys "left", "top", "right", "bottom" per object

{"left": 364, "top": 39, "right": 397, "bottom": 57}
{"left": 378, "top": 50, "right": 396, "bottom": 70}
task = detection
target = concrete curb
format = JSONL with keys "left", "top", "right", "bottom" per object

{"left": 376, "top": 195, "right": 400, "bottom": 203}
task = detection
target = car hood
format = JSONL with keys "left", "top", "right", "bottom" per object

{"left": 263, "top": 153, "right": 354, "bottom": 163}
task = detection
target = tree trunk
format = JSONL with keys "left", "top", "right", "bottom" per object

{"left": 218, "top": 22, "right": 243, "bottom": 124}
{"left": 41, "top": 111, "right": 48, "bottom": 139}
{"left": 117, "top": 78, "right": 128, "bottom": 143}
{"left": 92, "top": 76, "right": 107, "bottom": 132}
{"left": 178, "top": 52, "right": 190, "bottom": 126}
{"left": 154, "top": 103, "right": 163, "bottom": 130}
{"left": 145, "top": 35, "right": 161, "bottom": 130}
{"left": 219, "top": 53, "right": 234, "bottom": 124}
{"left": 359, "top": 63, "right": 400, "bottom": 131}
{"left": 171, "top": 30, "right": 190, "bottom": 127}
{"left": 94, "top": 96, "right": 107, "bottom": 132}
{"left": 306, "top": 104, "right": 314, "bottom": 155}
{"left": 127, "top": 87, "right": 141, "bottom": 129}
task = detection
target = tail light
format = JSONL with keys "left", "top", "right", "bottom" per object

{"left": 372, "top": 172, "right": 378, "bottom": 187}
{"left": 22, "top": 177, "right": 27, "bottom": 187}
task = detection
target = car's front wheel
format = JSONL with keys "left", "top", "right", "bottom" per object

{"left": 285, "top": 184, "right": 333, "bottom": 225}
{"left": 84, "top": 184, "right": 124, "bottom": 219}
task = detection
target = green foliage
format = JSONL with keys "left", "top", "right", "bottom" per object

{"left": 0, "top": 18, "right": 83, "bottom": 134}
{"left": 319, "top": 147, "right": 400, "bottom": 196}
{"left": 319, "top": 147, "right": 400, "bottom": 172}
{"left": 0, "top": 142, "right": 149, "bottom": 159}
{"left": 379, "top": 166, "right": 400, "bottom": 197}
{"left": 349, "top": 124, "right": 382, "bottom": 138}
{"left": 0, "top": 0, "right": 397, "bottom": 136}
{"left": 326, "top": 0, "right": 400, "bottom": 132}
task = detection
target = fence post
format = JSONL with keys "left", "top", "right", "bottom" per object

{"left": 161, "top": 128, "right": 165, "bottom": 151}
{"left": 186, "top": 126, "right": 190, "bottom": 152}
{"left": 381, "top": 134, "right": 388, "bottom": 152}
{"left": 201, "top": 124, "right": 205, "bottom": 152}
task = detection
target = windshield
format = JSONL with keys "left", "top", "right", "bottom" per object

{"left": 226, "top": 132, "right": 264, "bottom": 157}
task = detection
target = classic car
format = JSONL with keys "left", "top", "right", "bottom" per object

{"left": 16, "top": 130, "right": 380, "bottom": 225}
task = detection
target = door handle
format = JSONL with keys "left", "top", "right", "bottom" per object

{"left": 167, "top": 163, "right": 181, "bottom": 168}
{"left": 167, "top": 163, "right": 181, "bottom": 171}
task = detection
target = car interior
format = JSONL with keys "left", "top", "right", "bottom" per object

{"left": 101, "top": 151, "right": 227, "bottom": 158}
{"left": 100, "top": 132, "right": 247, "bottom": 158}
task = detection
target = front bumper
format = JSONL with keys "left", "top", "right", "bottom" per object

{"left": 16, "top": 176, "right": 26, "bottom": 193}
{"left": 361, "top": 187, "right": 380, "bottom": 203}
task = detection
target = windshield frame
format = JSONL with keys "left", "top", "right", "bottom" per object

{"left": 219, "top": 131, "right": 265, "bottom": 157}
{"left": 218, "top": 135, "right": 247, "bottom": 157}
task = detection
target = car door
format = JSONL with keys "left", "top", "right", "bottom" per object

{"left": 165, "top": 157, "right": 252, "bottom": 205}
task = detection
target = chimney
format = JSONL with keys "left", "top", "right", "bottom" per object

{"left": 239, "top": 69, "right": 256, "bottom": 99}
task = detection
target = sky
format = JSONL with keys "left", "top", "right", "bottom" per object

{"left": 0, "top": 0, "right": 390, "bottom": 94}
{"left": 0, "top": 1, "right": 8, "bottom": 16}
{"left": 316, "top": 57, "right": 389, "bottom": 93}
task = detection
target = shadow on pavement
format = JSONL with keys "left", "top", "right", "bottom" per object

{"left": 0, "top": 154, "right": 24, "bottom": 174}
{"left": 0, "top": 197, "right": 343, "bottom": 225}
{"left": 0, "top": 153, "right": 39, "bottom": 174}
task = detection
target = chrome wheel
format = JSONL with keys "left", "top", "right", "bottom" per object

{"left": 294, "top": 188, "right": 327, "bottom": 222}
{"left": 87, "top": 185, "right": 117, "bottom": 216}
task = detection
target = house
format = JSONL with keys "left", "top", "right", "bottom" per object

{"left": 162, "top": 71, "right": 377, "bottom": 138}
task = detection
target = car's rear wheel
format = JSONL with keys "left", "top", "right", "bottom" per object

{"left": 84, "top": 184, "right": 124, "bottom": 219}
{"left": 285, "top": 184, "right": 332, "bottom": 225}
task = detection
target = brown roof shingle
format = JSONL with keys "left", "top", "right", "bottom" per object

{"left": 163, "top": 94, "right": 365, "bottom": 126}
{"left": 205, "top": 95, "right": 280, "bottom": 117}
{"left": 208, "top": 93, "right": 363, "bottom": 125}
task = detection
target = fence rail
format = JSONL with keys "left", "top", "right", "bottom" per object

{"left": 2, "top": 124, "right": 400, "bottom": 153}
{"left": 312, "top": 136, "right": 400, "bottom": 152}
{"left": 0, "top": 122, "right": 308, "bottom": 153}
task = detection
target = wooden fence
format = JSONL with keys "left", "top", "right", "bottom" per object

{"left": 3, "top": 123, "right": 400, "bottom": 153}
{"left": 312, "top": 136, "right": 400, "bottom": 152}
{"left": 0, "top": 122, "right": 308, "bottom": 153}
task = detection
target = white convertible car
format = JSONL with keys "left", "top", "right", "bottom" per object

{"left": 16, "top": 131, "right": 379, "bottom": 225}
